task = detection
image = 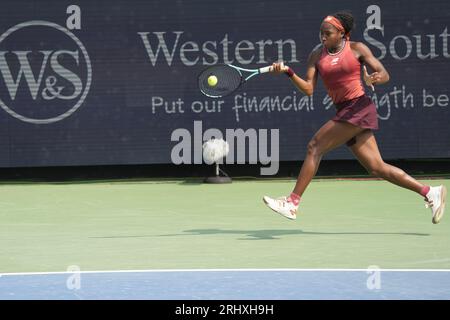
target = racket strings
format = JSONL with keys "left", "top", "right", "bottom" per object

{"left": 198, "top": 65, "right": 242, "bottom": 98}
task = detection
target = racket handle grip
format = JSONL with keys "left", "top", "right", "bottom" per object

{"left": 259, "top": 66, "right": 273, "bottom": 74}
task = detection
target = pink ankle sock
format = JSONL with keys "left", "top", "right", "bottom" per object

{"left": 420, "top": 185, "right": 430, "bottom": 197}
{"left": 287, "top": 193, "right": 301, "bottom": 206}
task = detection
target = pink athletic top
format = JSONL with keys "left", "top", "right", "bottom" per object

{"left": 316, "top": 40, "right": 366, "bottom": 105}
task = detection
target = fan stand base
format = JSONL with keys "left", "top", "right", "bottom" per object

{"left": 203, "top": 176, "right": 232, "bottom": 184}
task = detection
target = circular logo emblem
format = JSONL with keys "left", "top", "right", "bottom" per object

{"left": 0, "top": 21, "right": 92, "bottom": 124}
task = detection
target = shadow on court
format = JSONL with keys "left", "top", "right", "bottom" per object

{"left": 177, "top": 229, "right": 430, "bottom": 240}
{"left": 91, "top": 229, "right": 430, "bottom": 240}
{"left": 177, "top": 179, "right": 204, "bottom": 185}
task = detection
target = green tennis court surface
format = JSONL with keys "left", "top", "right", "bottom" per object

{"left": 1, "top": 178, "right": 449, "bottom": 273}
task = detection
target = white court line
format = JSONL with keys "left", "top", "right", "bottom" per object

{"left": 1, "top": 268, "right": 450, "bottom": 277}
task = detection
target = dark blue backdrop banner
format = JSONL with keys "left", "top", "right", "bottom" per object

{"left": 0, "top": 0, "right": 448, "bottom": 168}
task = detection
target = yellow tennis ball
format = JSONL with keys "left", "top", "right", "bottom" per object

{"left": 208, "top": 75, "right": 218, "bottom": 87}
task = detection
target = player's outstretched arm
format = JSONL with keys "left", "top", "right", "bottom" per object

{"left": 271, "top": 49, "right": 320, "bottom": 96}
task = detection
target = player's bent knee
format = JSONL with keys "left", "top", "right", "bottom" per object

{"left": 370, "top": 169, "right": 381, "bottom": 177}
{"left": 307, "top": 139, "right": 322, "bottom": 157}
{"left": 369, "top": 163, "right": 387, "bottom": 178}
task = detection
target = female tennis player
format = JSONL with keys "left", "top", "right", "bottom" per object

{"left": 263, "top": 11, "right": 446, "bottom": 223}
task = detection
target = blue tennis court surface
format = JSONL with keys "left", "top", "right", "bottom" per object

{"left": 1, "top": 269, "right": 449, "bottom": 300}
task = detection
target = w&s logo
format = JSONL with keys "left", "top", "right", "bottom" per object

{"left": 0, "top": 21, "right": 92, "bottom": 124}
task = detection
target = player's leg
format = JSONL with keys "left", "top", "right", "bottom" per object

{"left": 291, "top": 120, "right": 363, "bottom": 196}
{"left": 349, "top": 129, "right": 446, "bottom": 223}
{"left": 349, "top": 130, "right": 424, "bottom": 192}
{"left": 263, "top": 120, "right": 364, "bottom": 220}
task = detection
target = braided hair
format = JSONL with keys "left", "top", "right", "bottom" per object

{"left": 332, "top": 11, "right": 355, "bottom": 35}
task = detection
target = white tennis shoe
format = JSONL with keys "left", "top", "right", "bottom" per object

{"left": 424, "top": 185, "right": 447, "bottom": 224}
{"left": 263, "top": 196, "right": 297, "bottom": 220}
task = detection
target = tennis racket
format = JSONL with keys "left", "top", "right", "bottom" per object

{"left": 198, "top": 64, "right": 274, "bottom": 98}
